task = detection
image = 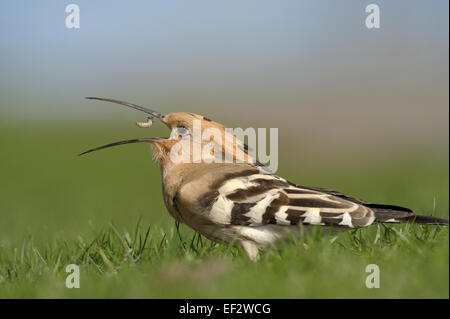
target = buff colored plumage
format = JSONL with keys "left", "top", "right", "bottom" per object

{"left": 81, "top": 97, "right": 448, "bottom": 261}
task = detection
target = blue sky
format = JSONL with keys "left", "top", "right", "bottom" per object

{"left": 0, "top": 1, "right": 448, "bottom": 149}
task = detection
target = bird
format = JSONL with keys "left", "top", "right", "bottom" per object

{"left": 80, "top": 97, "right": 449, "bottom": 261}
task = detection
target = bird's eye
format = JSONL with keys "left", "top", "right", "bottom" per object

{"left": 170, "top": 125, "right": 189, "bottom": 139}
{"left": 177, "top": 126, "right": 188, "bottom": 135}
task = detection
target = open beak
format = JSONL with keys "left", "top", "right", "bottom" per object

{"left": 80, "top": 97, "right": 167, "bottom": 156}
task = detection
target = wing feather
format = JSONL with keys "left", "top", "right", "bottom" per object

{"left": 186, "top": 169, "right": 376, "bottom": 228}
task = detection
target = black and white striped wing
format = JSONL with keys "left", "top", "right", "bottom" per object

{"left": 203, "top": 171, "right": 375, "bottom": 228}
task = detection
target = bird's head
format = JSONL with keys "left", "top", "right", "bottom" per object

{"left": 80, "top": 97, "right": 254, "bottom": 167}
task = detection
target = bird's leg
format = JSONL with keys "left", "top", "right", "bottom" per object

{"left": 136, "top": 116, "right": 153, "bottom": 128}
{"left": 239, "top": 240, "right": 260, "bottom": 262}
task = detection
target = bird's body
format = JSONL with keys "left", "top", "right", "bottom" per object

{"left": 81, "top": 97, "right": 448, "bottom": 261}
{"left": 160, "top": 161, "right": 353, "bottom": 260}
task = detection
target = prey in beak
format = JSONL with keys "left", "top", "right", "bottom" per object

{"left": 79, "top": 97, "right": 169, "bottom": 157}
{"left": 84, "top": 97, "right": 165, "bottom": 120}
{"left": 79, "top": 97, "right": 256, "bottom": 165}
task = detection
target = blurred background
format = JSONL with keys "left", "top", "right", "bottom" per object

{"left": 0, "top": 1, "right": 448, "bottom": 246}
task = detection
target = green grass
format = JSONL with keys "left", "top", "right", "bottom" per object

{"left": 0, "top": 125, "right": 448, "bottom": 298}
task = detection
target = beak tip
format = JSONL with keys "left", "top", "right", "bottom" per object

{"left": 84, "top": 97, "right": 165, "bottom": 119}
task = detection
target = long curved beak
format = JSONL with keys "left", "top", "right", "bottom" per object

{"left": 85, "top": 97, "right": 165, "bottom": 120}
{"left": 79, "top": 137, "right": 162, "bottom": 156}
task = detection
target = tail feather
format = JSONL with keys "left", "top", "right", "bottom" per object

{"left": 392, "top": 214, "right": 449, "bottom": 226}
{"left": 368, "top": 204, "right": 413, "bottom": 222}
{"left": 299, "top": 186, "right": 448, "bottom": 226}
{"left": 369, "top": 204, "right": 448, "bottom": 226}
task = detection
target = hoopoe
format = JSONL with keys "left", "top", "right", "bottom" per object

{"left": 81, "top": 97, "right": 448, "bottom": 261}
